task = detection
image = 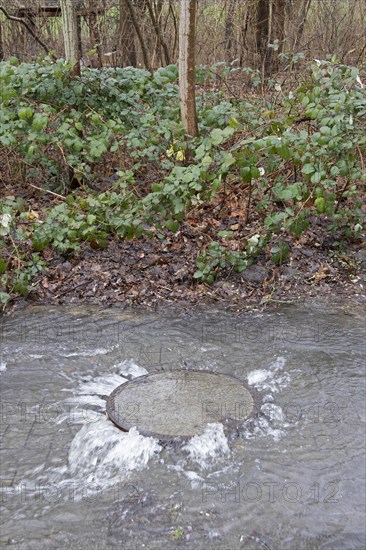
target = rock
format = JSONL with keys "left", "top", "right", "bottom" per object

{"left": 300, "top": 248, "right": 314, "bottom": 258}
{"left": 173, "top": 266, "right": 189, "bottom": 282}
{"left": 215, "top": 281, "right": 236, "bottom": 295}
{"left": 168, "top": 263, "right": 180, "bottom": 274}
{"left": 282, "top": 267, "right": 301, "bottom": 281}
{"left": 355, "top": 248, "right": 366, "bottom": 269}
{"left": 241, "top": 265, "right": 269, "bottom": 284}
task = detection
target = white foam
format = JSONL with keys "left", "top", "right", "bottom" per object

{"left": 116, "top": 360, "right": 148, "bottom": 378}
{"left": 207, "top": 531, "right": 221, "bottom": 540}
{"left": 261, "top": 402, "right": 285, "bottom": 424}
{"left": 0, "top": 362, "right": 7, "bottom": 373}
{"left": 247, "top": 356, "right": 289, "bottom": 393}
{"left": 64, "top": 394, "right": 106, "bottom": 408}
{"left": 60, "top": 347, "right": 117, "bottom": 357}
{"left": 54, "top": 396, "right": 106, "bottom": 424}
{"left": 243, "top": 416, "right": 284, "bottom": 442}
{"left": 184, "top": 470, "right": 204, "bottom": 489}
{"left": 247, "top": 369, "right": 270, "bottom": 386}
{"left": 55, "top": 408, "right": 103, "bottom": 425}
{"left": 78, "top": 373, "right": 127, "bottom": 396}
{"left": 67, "top": 418, "right": 162, "bottom": 487}
{"left": 52, "top": 363, "right": 144, "bottom": 426}
{"left": 182, "top": 423, "right": 230, "bottom": 469}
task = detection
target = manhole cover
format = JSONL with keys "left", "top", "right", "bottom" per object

{"left": 106, "top": 370, "right": 254, "bottom": 440}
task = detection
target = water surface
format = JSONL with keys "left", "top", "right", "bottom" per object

{"left": 0, "top": 301, "right": 365, "bottom": 549}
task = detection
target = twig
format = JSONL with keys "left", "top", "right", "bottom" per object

{"left": 267, "top": 298, "right": 303, "bottom": 304}
{"left": 55, "top": 281, "right": 90, "bottom": 299}
{"left": 29, "top": 184, "right": 66, "bottom": 200}
{"left": 245, "top": 179, "right": 252, "bottom": 224}
{"left": 208, "top": 68, "right": 239, "bottom": 99}
{"left": 356, "top": 144, "right": 365, "bottom": 172}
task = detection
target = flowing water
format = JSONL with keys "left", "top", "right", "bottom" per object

{"left": 0, "top": 300, "right": 365, "bottom": 549}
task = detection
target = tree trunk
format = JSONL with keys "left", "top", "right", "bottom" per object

{"left": 146, "top": 0, "right": 171, "bottom": 66}
{"left": 256, "top": 0, "right": 269, "bottom": 58}
{"left": 118, "top": 0, "right": 137, "bottom": 66}
{"left": 88, "top": 10, "right": 103, "bottom": 68}
{"left": 293, "top": 0, "right": 311, "bottom": 51}
{"left": 273, "top": 0, "right": 285, "bottom": 54}
{"left": 256, "top": 0, "right": 285, "bottom": 75}
{"left": 179, "top": 0, "right": 198, "bottom": 138}
{"left": 225, "top": 0, "right": 236, "bottom": 62}
{"left": 239, "top": 3, "right": 250, "bottom": 66}
{"left": 123, "top": 0, "right": 151, "bottom": 71}
{"left": 76, "top": 14, "right": 82, "bottom": 59}
{"left": 60, "top": 0, "right": 80, "bottom": 76}
{"left": 0, "top": 20, "right": 4, "bottom": 61}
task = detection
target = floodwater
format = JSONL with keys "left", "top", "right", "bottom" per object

{"left": 0, "top": 300, "right": 365, "bottom": 549}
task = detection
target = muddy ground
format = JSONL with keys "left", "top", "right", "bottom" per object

{"left": 7, "top": 220, "right": 366, "bottom": 316}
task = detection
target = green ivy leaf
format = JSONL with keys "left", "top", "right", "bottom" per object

{"left": 241, "top": 166, "right": 252, "bottom": 183}
{"left": 302, "top": 163, "right": 316, "bottom": 175}
{"left": 0, "top": 259, "right": 7, "bottom": 274}
{"left": 228, "top": 116, "right": 239, "bottom": 128}
{"left": 32, "top": 113, "right": 48, "bottom": 131}
{"left": 314, "top": 197, "right": 326, "bottom": 214}
{"left": 320, "top": 126, "right": 331, "bottom": 135}
{"left": 288, "top": 218, "right": 309, "bottom": 238}
{"left": 311, "top": 172, "right": 322, "bottom": 184}
{"left": 0, "top": 292, "right": 10, "bottom": 304}
{"left": 165, "top": 219, "right": 179, "bottom": 232}
{"left": 211, "top": 128, "right": 224, "bottom": 145}
{"left": 18, "top": 107, "right": 34, "bottom": 119}
{"left": 218, "top": 230, "right": 234, "bottom": 238}
{"left": 278, "top": 145, "right": 292, "bottom": 160}
{"left": 271, "top": 243, "right": 289, "bottom": 264}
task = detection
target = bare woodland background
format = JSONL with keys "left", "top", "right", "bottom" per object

{"left": 1, "top": 1, "right": 365, "bottom": 73}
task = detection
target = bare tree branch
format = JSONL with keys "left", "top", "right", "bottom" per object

{"left": 146, "top": 0, "right": 171, "bottom": 65}
{"left": 0, "top": 5, "right": 56, "bottom": 59}
{"left": 124, "top": 0, "right": 152, "bottom": 72}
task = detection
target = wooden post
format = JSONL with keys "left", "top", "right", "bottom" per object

{"left": 179, "top": 0, "right": 198, "bottom": 138}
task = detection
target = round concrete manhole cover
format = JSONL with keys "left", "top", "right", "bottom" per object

{"left": 106, "top": 370, "right": 254, "bottom": 440}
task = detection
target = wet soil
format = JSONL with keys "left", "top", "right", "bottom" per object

{"left": 2, "top": 181, "right": 366, "bottom": 315}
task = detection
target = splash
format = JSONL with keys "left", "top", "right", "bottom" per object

{"left": 244, "top": 357, "right": 289, "bottom": 440}
{"left": 243, "top": 416, "right": 284, "bottom": 442}
{"left": 78, "top": 373, "right": 127, "bottom": 396}
{"left": 67, "top": 418, "right": 162, "bottom": 487}
{"left": 182, "top": 423, "right": 230, "bottom": 469}
{"left": 116, "top": 360, "right": 148, "bottom": 379}
{"left": 48, "top": 360, "right": 161, "bottom": 491}
{"left": 60, "top": 346, "right": 118, "bottom": 357}
{"left": 247, "top": 356, "right": 289, "bottom": 393}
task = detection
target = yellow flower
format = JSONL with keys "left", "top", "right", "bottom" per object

{"left": 176, "top": 149, "right": 185, "bottom": 162}
{"left": 166, "top": 144, "right": 174, "bottom": 158}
